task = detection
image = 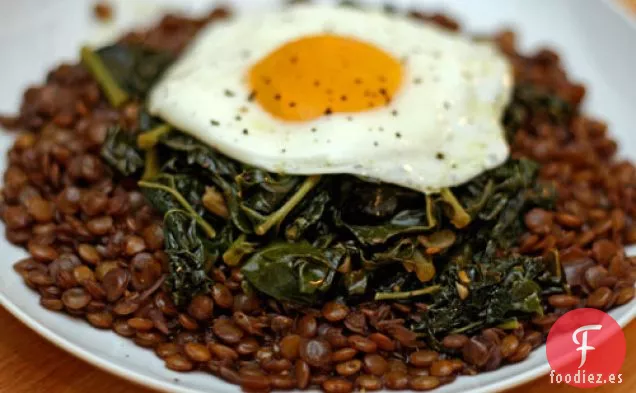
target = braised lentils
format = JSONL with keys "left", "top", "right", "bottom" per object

{"left": 1, "top": 7, "right": 635, "bottom": 393}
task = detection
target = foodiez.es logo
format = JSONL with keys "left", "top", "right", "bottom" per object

{"left": 546, "top": 308, "right": 626, "bottom": 388}
{"left": 573, "top": 324, "right": 602, "bottom": 368}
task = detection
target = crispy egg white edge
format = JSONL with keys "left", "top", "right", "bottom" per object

{"left": 148, "top": 4, "right": 513, "bottom": 193}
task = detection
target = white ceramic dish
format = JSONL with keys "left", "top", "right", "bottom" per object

{"left": 1, "top": 0, "right": 635, "bottom": 392}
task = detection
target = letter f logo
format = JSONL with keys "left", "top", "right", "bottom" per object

{"left": 572, "top": 325, "right": 602, "bottom": 368}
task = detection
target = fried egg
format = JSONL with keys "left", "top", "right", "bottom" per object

{"left": 148, "top": 4, "right": 513, "bottom": 193}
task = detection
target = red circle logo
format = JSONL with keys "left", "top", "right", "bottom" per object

{"left": 546, "top": 308, "right": 626, "bottom": 388}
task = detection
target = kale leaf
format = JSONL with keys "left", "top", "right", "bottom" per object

{"left": 96, "top": 43, "right": 175, "bottom": 98}
{"left": 100, "top": 126, "right": 144, "bottom": 176}
{"left": 163, "top": 209, "right": 213, "bottom": 306}
{"left": 241, "top": 242, "right": 345, "bottom": 304}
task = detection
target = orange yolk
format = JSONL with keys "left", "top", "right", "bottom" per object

{"left": 249, "top": 35, "right": 403, "bottom": 122}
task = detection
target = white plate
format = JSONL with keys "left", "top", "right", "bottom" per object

{"left": 1, "top": 0, "right": 635, "bottom": 392}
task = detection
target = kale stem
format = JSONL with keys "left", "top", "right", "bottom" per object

{"left": 425, "top": 194, "right": 437, "bottom": 227}
{"left": 137, "top": 124, "right": 172, "bottom": 150}
{"left": 138, "top": 180, "right": 216, "bottom": 238}
{"left": 223, "top": 234, "right": 256, "bottom": 266}
{"left": 80, "top": 46, "right": 129, "bottom": 108}
{"left": 497, "top": 318, "right": 521, "bottom": 330}
{"left": 374, "top": 285, "right": 441, "bottom": 301}
{"left": 254, "top": 175, "right": 321, "bottom": 236}
{"left": 440, "top": 188, "right": 471, "bottom": 229}
{"left": 141, "top": 148, "right": 160, "bottom": 180}
{"left": 449, "top": 321, "right": 482, "bottom": 334}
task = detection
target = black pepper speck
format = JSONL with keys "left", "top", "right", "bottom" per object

{"left": 436, "top": 152, "right": 445, "bottom": 160}
{"left": 395, "top": 132, "right": 402, "bottom": 138}
{"left": 243, "top": 129, "right": 249, "bottom": 135}
{"left": 224, "top": 89, "right": 235, "bottom": 97}
{"left": 210, "top": 120, "right": 220, "bottom": 126}
{"left": 373, "top": 141, "right": 379, "bottom": 147}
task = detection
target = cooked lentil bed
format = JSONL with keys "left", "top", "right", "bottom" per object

{"left": 1, "top": 6, "right": 635, "bottom": 393}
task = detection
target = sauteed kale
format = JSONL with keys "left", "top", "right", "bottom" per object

{"left": 95, "top": 41, "right": 572, "bottom": 340}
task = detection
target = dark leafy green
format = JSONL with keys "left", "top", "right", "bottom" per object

{"left": 410, "top": 246, "right": 553, "bottom": 342}
{"left": 139, "top": 174, "right": 217, "bottom": 239}
{"left": 344, "top": 270, "right": 368, "bottom": 295}
{"left": 163, "top": 209, "right": 213, "bottom": 306}
{"left": 503, "top": 84, "right": 573, "bottom": 140}
{"left": 335, "top": 209, "right": 435, "bottom": 246}
{"left": 100, "top": 126, "right": 144, "bottom": 176}
{"left": 241, "top": 242, "right": 345, "bottom": 304}
{"left": 96, "top": 43, "right": 175, "bottom": 98}
{"left": 93, "top": 36, "right": 568, "bottom": 339}
{"left": 285, "top": 190, "right": 330, "bottom": 241}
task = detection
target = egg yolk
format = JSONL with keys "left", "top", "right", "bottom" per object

{"left": 249, "top": 35, "right": 403, "bottom": 122}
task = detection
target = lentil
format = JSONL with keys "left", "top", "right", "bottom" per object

{"left": 322, "top": 301, "right": 349, "bottom": 322}
{"left": 296, "top": 314, "right": 318, "bottom": 338}
{"left": 331, "top": 347, "right": 357, "bottom": 363}
{"left": 586, "top": 287, "right": 613, "bottom": 309}
{"left": 61, "top": 288, "right": 91, "bottom": 310}
{"left": 280, "top": 334, "right": 302, "bottom": 360}
{"left": 299, "top": 338, "right": 332, "bottom": 368}
{"left": 364, "top": 354, "right": 388, "bottom": 376}
{"left": 86, "top": 310, "right": 113, "bottom": 328}
{"left": 347, "top": 335, "right": 377, "bottom": 353}
{"left": 409, "top": 375, "right": 441, "bottom": 391}
{"left": 384, "top": 370, "right": 409, "bottom": 390}
{"left": 209, "top": 343, "right": 238, "bottom": 361}
{"left": 336, "top": 359, "right": 362, "bottom": 376}
{"left": 184, "top": 342, "right": 212, "bottom": 362}
{"left": 323, "top": 378, "right": 353, "bottom": 393}
{"left": 165, "top": 354, "right": 194, "bottom": 372}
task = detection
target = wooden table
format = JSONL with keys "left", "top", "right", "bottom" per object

{"left": 0, "top": 306, "right": 633, "bottom": 393}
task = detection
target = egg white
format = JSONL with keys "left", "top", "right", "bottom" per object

{"left": 148, "top": 4, "right": 513, "bottom": 193}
